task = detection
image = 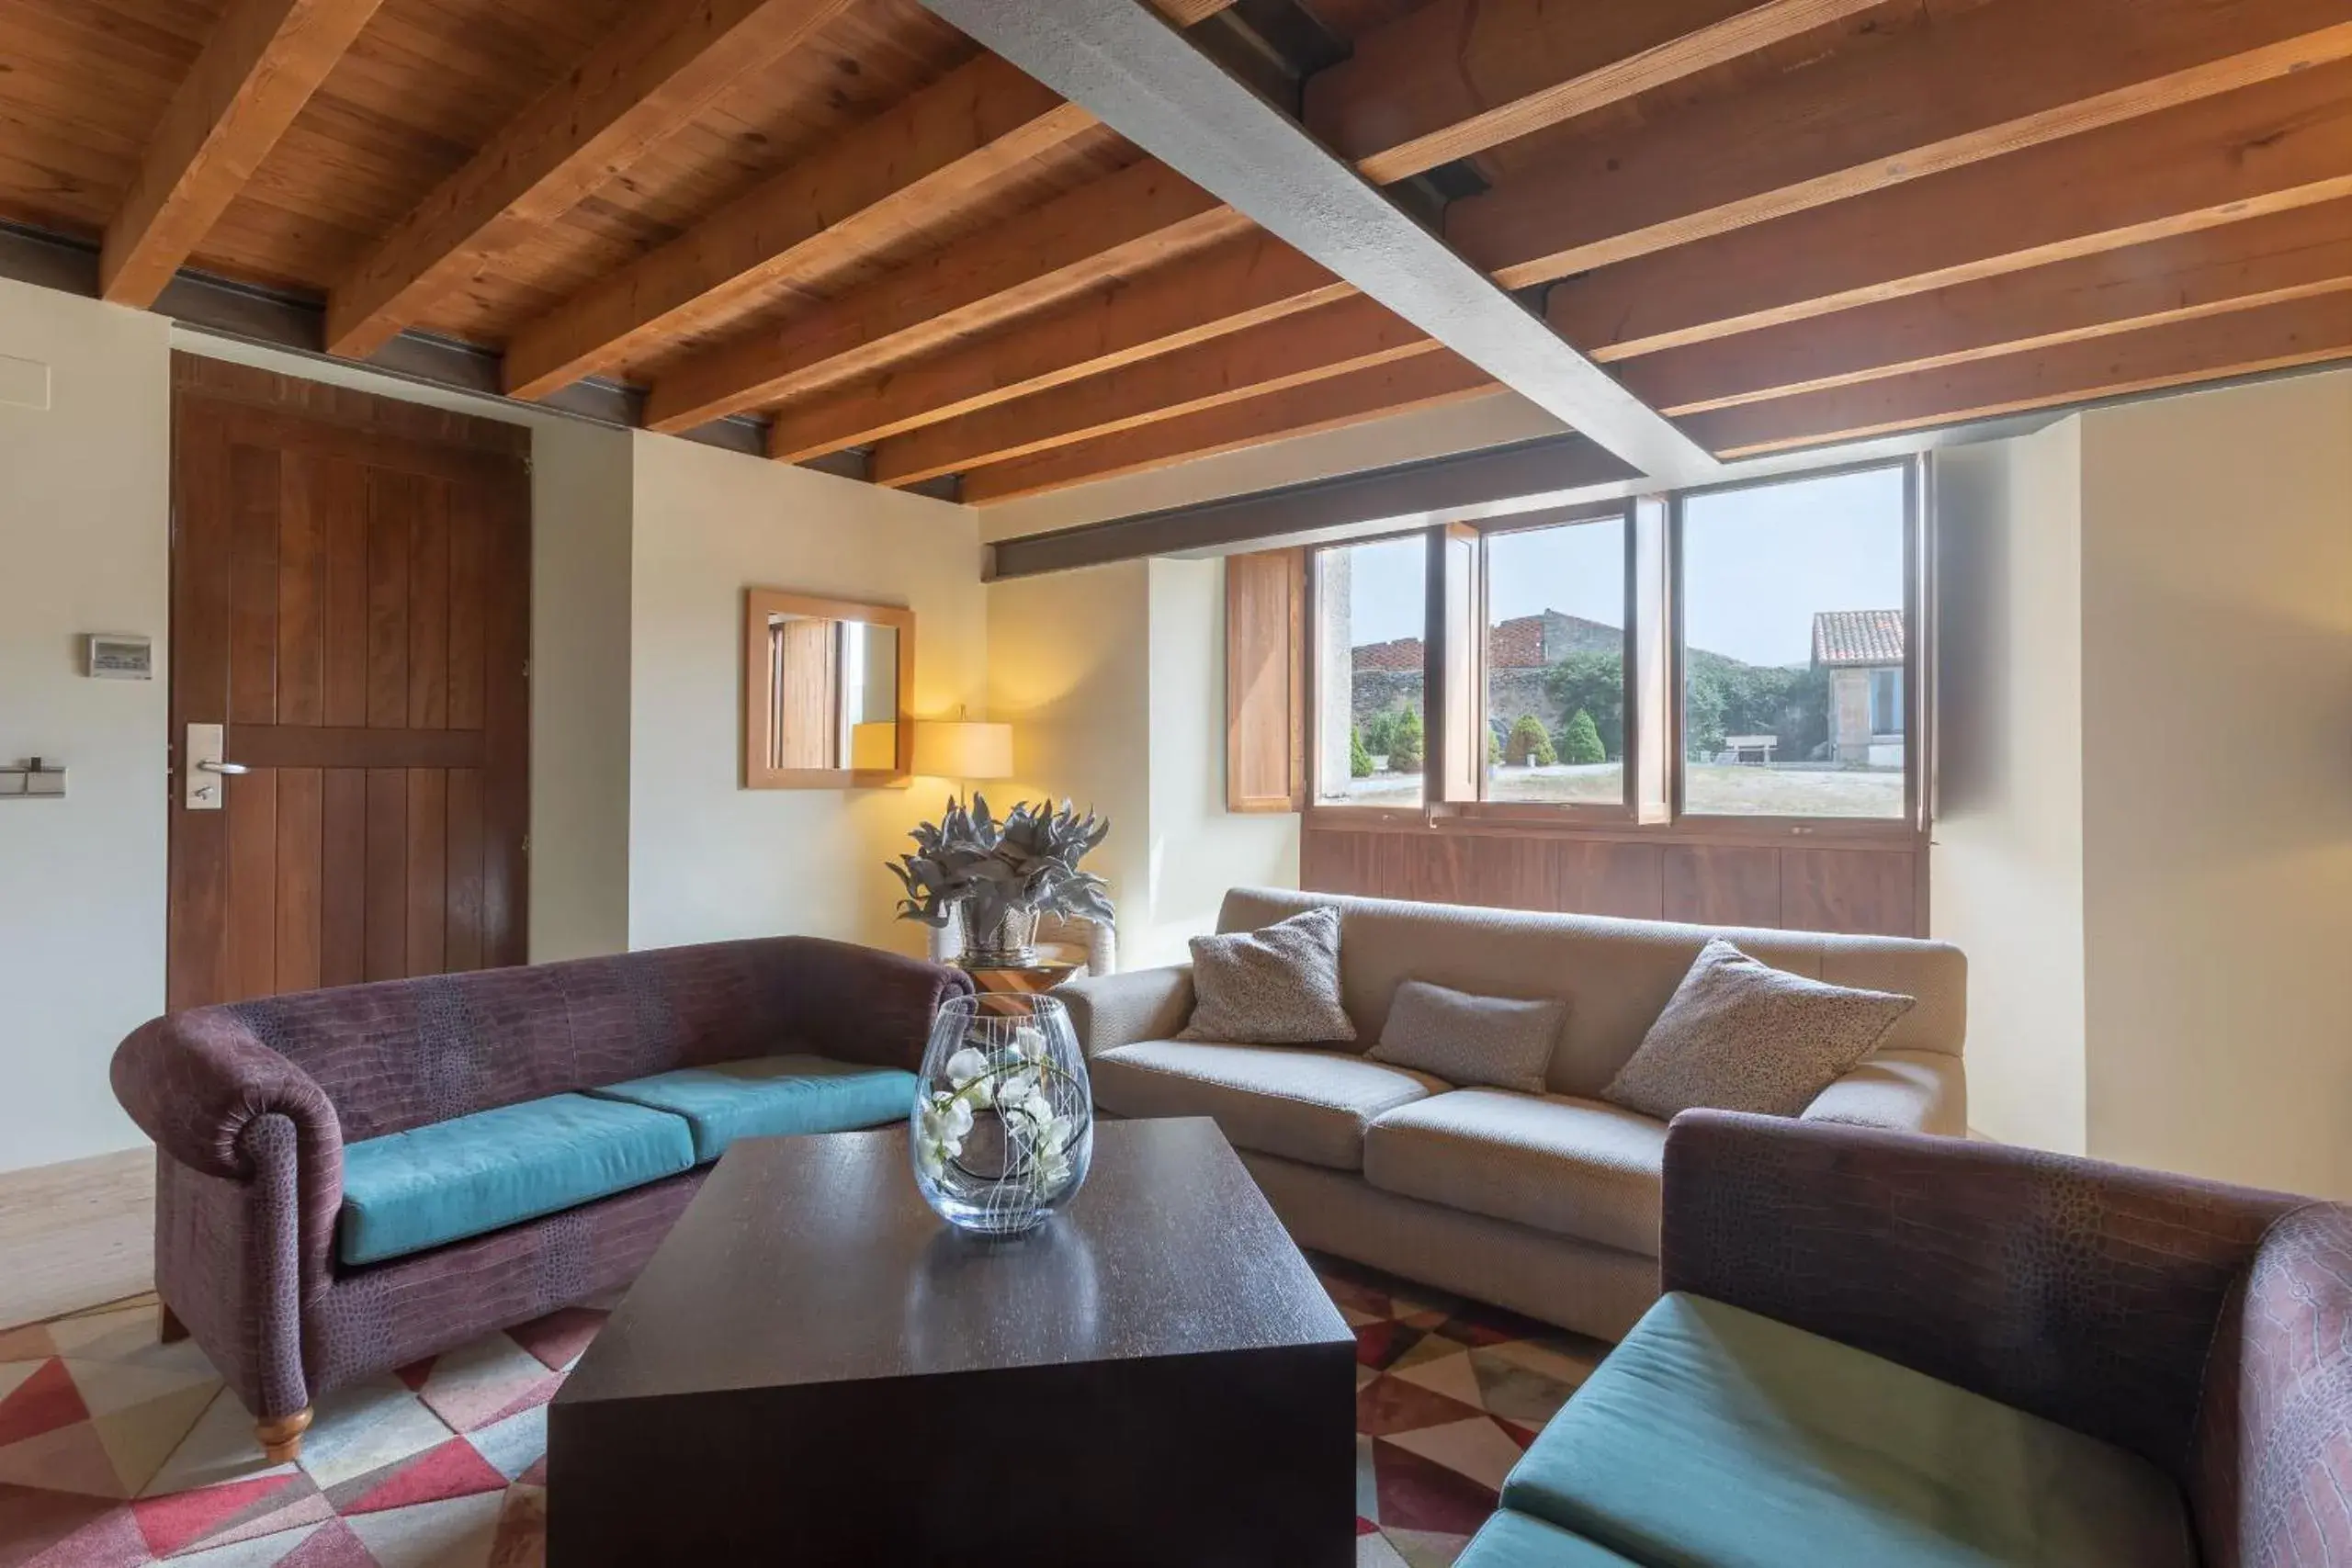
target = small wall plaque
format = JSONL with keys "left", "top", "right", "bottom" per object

{"left": 86, "top": 635, "right": 153, "bottom": 680}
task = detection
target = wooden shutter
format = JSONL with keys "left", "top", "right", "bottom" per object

{"left": 1225, "top": 548, "right": 1306, "bottom": 813}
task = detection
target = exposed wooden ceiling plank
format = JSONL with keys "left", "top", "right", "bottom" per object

{"left": 101, "top": 0, "right": 385, "bottom": 307}
{"left": 870, "top": 295, "right": 1435, "bottom": 486}
{"left": 1445, "top": 0, "right": 2352, "bottom": 288}
{"left": 503, "top": 55, "right": 1094, "bottom": 399}
{"left": 915, "top": 0, "right": 1718, "bottom": 483}
{"left": 1308, "top": 0, "right": 1885, "bottom": 186}
{"left": 1150, "top": 0, "right": 1243, "bottom": 21}
{"left": 642, "top": 158, "right": 1245, "bottom": 433}
{"left": 765, "top": 231, "right": 1351, "bottom": 461}
{"left": 1680, "top": 290, "right": 2352, "bottom": 458}
{"left": 1623, "top": 201, "right": 2352, "bottom": 416}
{"left": 324, "top": 0, "right": 855, "bottom": 360}
{"left": 1546, "top": 59, "right": 2352, "bottom": 360}
{"left": 960, "top": 352, "right": 1504, "bottom": 503}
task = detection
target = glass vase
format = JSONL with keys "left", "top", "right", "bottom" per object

{"left": 910, "top": 992, "right": 1092, "bottom": 1235}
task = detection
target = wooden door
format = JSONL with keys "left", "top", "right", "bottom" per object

{"left": 168, "top": 355, "right": 531, "bottom": 1010}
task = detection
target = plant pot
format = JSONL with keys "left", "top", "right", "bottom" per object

{"left": 956, "top": 906, "right": 1041, "bottom": 970}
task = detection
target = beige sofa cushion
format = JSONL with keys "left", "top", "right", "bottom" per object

{"left": 1091, "top": 1040, "right": 1442, "bottom": 1170}
{"left": 1218, "top": 887, "right": 1965, "bottom": 1099}
{"left": 1363, "top": 1089, "right": 1668, "bottom": 1257}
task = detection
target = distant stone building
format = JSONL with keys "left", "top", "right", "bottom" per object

{"left": 1813, "top": 609, "right": 1905, "bottom": 767}
{"left": 1350, "top": 611, "right": 1623, "bottom": 734}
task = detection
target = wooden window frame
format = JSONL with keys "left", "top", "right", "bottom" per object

{"left": 1667, "top": 456, "right": 1927, "bottom": 844}
{"left": 1304, "top": 526, "right": 1439, "bottom": 820}
{"left": 1454, "top": 501, "right": 1640, "bottom": 826}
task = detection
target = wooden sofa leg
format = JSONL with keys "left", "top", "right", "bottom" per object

{"left": 256, "top": 1408, "right": 312, "bottom": 1464}
{"left": 158, "top": 1304, "right": 188, "bottom": 1344}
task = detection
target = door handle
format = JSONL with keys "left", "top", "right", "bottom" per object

{"left": 185, "top": 722, "right": 237, "bottom": 810}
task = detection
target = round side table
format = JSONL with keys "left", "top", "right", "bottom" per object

{"left": 960, "top": 960, "right": 1080, "bottom": 997}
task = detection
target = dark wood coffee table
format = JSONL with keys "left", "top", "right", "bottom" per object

{"left": 547, "top": 1116, "right": 1356, "bottom": 1566}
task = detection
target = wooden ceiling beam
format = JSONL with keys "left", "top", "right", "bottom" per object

{"left": 959, "top": 353, "right": 1502, "bottom": 503}
{"left": 1445, "top": 0, "right": 2352, "bottom": 288}
{"left": 324, "top": 0, "right": 854, "bottom": 360}
{"left": 1306, "top": 0, "right": 1885, "bottom": 186}
{"left": 1680, "top": 290, "right": 2352, "bottom": 458}
{"left": 641, "top": 158, "right": 1245, "bottom": 433}
{"left": 100, "top": 0, "right": 384, "bottom": 307}
{"left": 1622, "top": 200, "right": 2352, "bottom": 417}
{"left": 503, "top": 55, "right": 1094, "bottom": 399}
{"left": 765, "top": 231, "right": 1351, "bottom": 462}
{"left": 870, "top": 296, "right": 1436, "bottom": 487}
{"left": 1546, "top": 59, "right": 2352, "bottom": 361}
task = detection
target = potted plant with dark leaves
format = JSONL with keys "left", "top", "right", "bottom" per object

{"left": 887, "top": 795, "right": 1113, "bottom": 969}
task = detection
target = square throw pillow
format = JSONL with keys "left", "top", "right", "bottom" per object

{"left": 1178, "top": 905, "right": 1357, "bottom": 1045}
{"left": 1602, "top": 939, "right": 1914, "bottom": 1121}
{"left": 1369, "top": 980, "right": 1566, "bottom": 1095}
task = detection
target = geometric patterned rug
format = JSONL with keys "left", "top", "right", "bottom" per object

{"left": 0, "top": 1257, "right": 1605, "bottom": 1568}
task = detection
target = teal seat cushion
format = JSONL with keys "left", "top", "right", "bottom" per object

{"left": 1501, "top": 1292, "right": 2195, "bottom": 1568}
{"left": 586, "top": 1055, "right": 916, "bottom": 1163}
{"left": 338, "top": 1093, "right": 695, "bottom": 1267}
{"left": 1456, "top": 1511, "right": 1645, "bottom": 1568}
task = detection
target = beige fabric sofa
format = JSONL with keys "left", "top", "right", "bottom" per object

{"left": 1060, "top": 887, "right": 1967, "bottom": 1342}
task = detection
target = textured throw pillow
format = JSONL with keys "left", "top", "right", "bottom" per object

{"left": 1369, "top": 980, "right": 1566, "bottom": 1095}
{"left": 1602, "top": 940, "right": 1914, "bottom": 1121}
{"left": 1178, "top": 906, "right": 1356, "bottom": 1045}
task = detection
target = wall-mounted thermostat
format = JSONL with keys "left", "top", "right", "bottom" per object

{"left": 86, "top": 634, "right": 153, "bottom": 680}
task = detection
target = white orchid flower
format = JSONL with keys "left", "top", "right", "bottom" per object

{"left": 1012, "top": 1026, "right": 1049, "bottom": 1062}
{"left": 944, "top": 1046, "right": 990, "bottom": 1089}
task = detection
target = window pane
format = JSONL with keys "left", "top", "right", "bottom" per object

{"left": 1483, "top": 518, "right": 1627, "bottom": 805}
{"left": 1679, "top": 468, "right": 1908, "bottom": 818}
{"left": 1315, "top": 536, "right": 1426, "bottom": 807}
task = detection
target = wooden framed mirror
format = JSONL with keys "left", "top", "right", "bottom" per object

{"left": 742, "top": 589, "right": 915, "bottom": 789}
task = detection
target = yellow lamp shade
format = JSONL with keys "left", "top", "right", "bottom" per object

{"left": 849, "top": 721, "right": 899, "bottom": 771}
{"left": 912, "top": 719, "right": 1013, "bottom": 780}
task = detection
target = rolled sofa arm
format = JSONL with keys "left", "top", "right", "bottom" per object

{"left": 112, "top": 1006, "right": 345, "bottom": 1185}
{"left": 1801, "top": 1049, "right": 1967, "bottom": 1136}
{"left": 1057, "top": 964, "right": 1194, "bottom": 1057}
{"left": 763, "top": 937, "right": 975, "bottom": 1071}
{"left": 1659, "top": 1111, "right": 2296, "bottom": 1475}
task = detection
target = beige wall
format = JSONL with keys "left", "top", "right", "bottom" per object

{"left": 1932, "top": 421, "right": 2089, "bottom": 1155}
{"left": 2077, "top": 371, "right": 2352, "bottom": 1196}
{"left": 526, "top": 420, "right": 635, "bottom": 961}
{"left": 1938, "top": 368, "right": 2352, "bottom": 1196}
{"left": 0, "top": 279, "right": 173, "bottom": 1173}
{"left": 625, "top": 432, "right": 989, "bottom": 956}
{"left": 986, "top": 557, "right": 1299, "bottom": 970}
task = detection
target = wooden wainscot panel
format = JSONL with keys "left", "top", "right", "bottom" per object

{"left": 1779, "top": 848, "right": 1919, "bottom": 936}
{"left": 1661, "top": 844, "right": 1783, "bottom": 928}
{"left": 1555, "top": 838, "right": 1666, "bottom": 922}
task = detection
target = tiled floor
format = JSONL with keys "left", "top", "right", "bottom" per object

{"left": 0, "top": 1258, "right": 1605, "bottom": 1567}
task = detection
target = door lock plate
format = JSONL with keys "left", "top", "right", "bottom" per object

{"left": 186, "top": 722, "right": 225, "bottom": 810}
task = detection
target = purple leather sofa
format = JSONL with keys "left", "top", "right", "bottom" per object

{"left": 1458, "top": 1111, "right": 2352, "bottom": 1566}
{"left": 111, "top": 937, "right": 968, "bottom": 1461}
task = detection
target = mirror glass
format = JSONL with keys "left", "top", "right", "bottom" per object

{"left": 766, "top": 613, "right": 901, "bottom": 773}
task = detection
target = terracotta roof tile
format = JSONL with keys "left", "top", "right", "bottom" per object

{"left": 1812, "top": 609, "right": 1905, "bottom": 667}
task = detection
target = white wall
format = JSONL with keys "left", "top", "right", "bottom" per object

{"left": 1137, "top": 558, "right": 1299, "bottom": 966}
{"left": 626, "top": 432, "right": 989, "bottom": 955}
{"left": 1932, "top": 422, "right": 2089, "bottom": 1154}
{"left": 987, "top": 557, "right": 1299, "bottom": 970}
{"left": 0, "top": 279, "right": 173, "bottom": 1172}
{"left": 2077, "top": 371, "right": 2352, "bottom": 1196}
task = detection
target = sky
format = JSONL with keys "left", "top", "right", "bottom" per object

{"left": 1342, "top": 466, "right": 1906, "bottom": 668}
